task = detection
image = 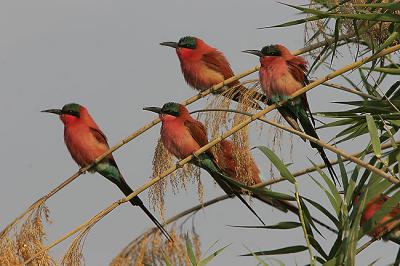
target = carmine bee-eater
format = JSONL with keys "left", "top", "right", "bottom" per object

{"left": 143, "top": 102, "right": 266, "bottom": 225}
{"left": 216, "top": 139, "right": 261, "bottom": 185}
{"left": 42, "top": 103, "right": 171, "bottom": 241}
{"left": 216, "top": 139, "right": 338, "bottom": 233}
{"left": 243, "top": 44, "right": 339, "bottom": 185}
{"left": 160, "top": 36, "right": 265, "bottom": 109}
{"left": 355, "top": 192, "right": 400, "bottom": 243}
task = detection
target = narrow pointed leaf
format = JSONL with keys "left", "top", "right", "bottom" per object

{"left": 241, "top": 245, "right": 308, "bottom": 256}
{"left": 186, "top": 236, "right": 197, "bottom": 266}
{"left": 198, "top": 244, "right": 230, "bottom": 266}
{"left": 366, "top": 114, "right": 382, "bottom": 158}
{"left": 230, "top": 222, "right": 302, "bottom": 230}
{"left": 302, "top": 196, "right": 340, "bottom": 227}
{"left": 255, "top": 146, "right": 296, "bottom": 183}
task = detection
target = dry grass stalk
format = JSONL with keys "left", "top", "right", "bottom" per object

{"left": 60, "top": 228, "right": 89, "bottom": 266}
{"left": 15, "top": 203, "right": 54, "bottom": 266}
{"left": 0, "top": 236, "right": 23, "bottom": 266}
{"left": 205, "top": 80, "right": 264, "bottom": 186}
{"left": 111, "top": 224, "right": 201, "bottom": 266}
{"left": 0, "top": 199, "right": 54, "bottom": 266}
{"left": 150, "top": 138, "right": 174, "bottom": 219}
{"left": 150, "top": 138, "right": 203, "bottom": 219}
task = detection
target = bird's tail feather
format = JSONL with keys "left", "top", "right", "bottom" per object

{"left": 196, "top": 154, "right": 265, "bottom": 225}
{"left": 116, "top": 180, "right": 173, "bottom": 242}
{"left": 297, "top": 109, "right": 340, "bottom": 186}
{"left": 277, "top": 106, "right": 305, "bottom": 140}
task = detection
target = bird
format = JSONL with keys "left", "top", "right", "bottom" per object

{"left": 355, "top": 192, "right": 400, "bottom": 243}
{"left": 143, "top": 102, "right": 266, "bottom": 225}
{"left": 243, "top": 44, "right": 339, "bottom": 185}
{"left": 42, "top": 103, "right": 172, "bottom": 241}
{"left": 216, "top": 139, "right": 338, "bottom": 233}
{"left": 215, "top": 139, "right": 261, "bottom": 185}
{"left": 160, "top": 36, "right": 265, "bottom": 109}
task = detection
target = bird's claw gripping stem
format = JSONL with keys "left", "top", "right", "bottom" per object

{"left": 191, "top": 152, "right": 200, "bottom": 162}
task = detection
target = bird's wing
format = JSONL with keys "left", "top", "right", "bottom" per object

{"left": 286, "top": 57, "right": 308, "bottom": 85}
{"left": 89, "top": 126, "right": 109, "bottom": 146}
{"left": 184, "top": 119, "right": 215, "bottom": 158}
{"left": 287, "top": 58, "right": 315, "bottom": 125}
{"left": 202, "top": 50, "right": 235, "bottom": 79}
{"left": 89, "top": 126, "right": 118, "bottom": 167}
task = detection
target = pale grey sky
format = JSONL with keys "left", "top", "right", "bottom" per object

{"left": 0, "top": 1, "right": 397, "bottom": 265}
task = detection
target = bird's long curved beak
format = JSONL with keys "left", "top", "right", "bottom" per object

{"left": 160, "top": 41, "right": 178, "bottom": 48}
{"left": 143, "top": 106, "right": 162, "bottom": 114}
{"left": 242, "top": 49, "right": 263, "bottom": 57}
{"left": 41, "top": 108, "right": 62, "bottom": 115}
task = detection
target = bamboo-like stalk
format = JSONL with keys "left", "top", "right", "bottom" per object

{"left": 320, "top": 81, "right": 382, "bottom": 100}
{"left": 23, "top": 43, "right": 400, "bottom": 264}
{"left": 0, "top": 31, "right": 358, "bottom": 239}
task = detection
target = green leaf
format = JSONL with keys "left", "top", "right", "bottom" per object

{"left": 258, "top": 15, "right": 321, "bottom": 29}
{"left": 366, "top": 114, "right": 382, "bottom": 158}
{"left": 331, "top": 18, "right": 341, "bottom": 64}
{"left": 309, "top": 235, "right": 328, "bottom": 259}
{"left": 198, "top": 244, "right": 230, "bottom": 266}
{"left": 162, "top": 251, "right": 173, "bottom": 266}
{"left": 242, "top": 245, "right": 271, "bottom": 266}
{"left": 186, "top": 236, "right": 197, "bottom": 266}
{"left": 241, "top": 245, "right": 308, "bottom": 256}
{"left": 302, "top": 196, "right": 340, "bottom": 228}
{"left": 353, "top": 2, "right": 400, "bottom": 10}
{"left": 364, "top": 67, "right": 400, "bottom": 75}
{"left": 394, "top": 246, "right": 400, "bottom": 266}
{"left": 309, "top": 159, "right": 342, "bottom": 205}
{"left": 255, "top": 146, "right": 296, "bottom": 184}
{"left": 309, "top": 175, "right": 340, "bottom": 215}
{"left": 338, "top": 155, "right": 349, "bottom": 191}
{"left": 230, "top": 222, "right": 302, "bottom": 230}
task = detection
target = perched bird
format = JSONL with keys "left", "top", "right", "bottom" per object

{"left": 216, "top": 139, "right": 261, "bottom": 185}
{"left": 42, "top": 103, "right": 171, "bottom": 241}
{"left": 216, "top": 139, "right": 338, "bottom": 233}
{"left": 143, "top": 102, "right": 266, "bottom": 225}
{"left": 160, "top": 36, "right": 264, "bottom": 109}
{"left": 243, "top": 44, "right": 339, "bottom": 185}
{"left": 355, "top": 192, "right": 400, "bottom": 243}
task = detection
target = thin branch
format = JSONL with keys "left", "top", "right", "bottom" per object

{"left": 23, "top": 44, "right": 400, "bottom": 264}
{"left": 320, "top": 81, "right": 382, "bottom": 100}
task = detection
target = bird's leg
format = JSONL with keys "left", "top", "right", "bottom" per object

{"left": 191, "top": 152, "right": 200, "bottom": 163}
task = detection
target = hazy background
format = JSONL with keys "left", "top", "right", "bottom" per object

{"left": 0, "top": 1, "right": 397, "bottom": 265}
